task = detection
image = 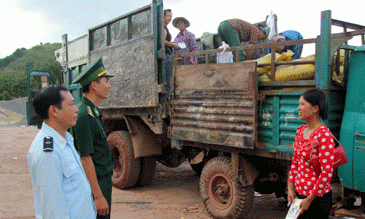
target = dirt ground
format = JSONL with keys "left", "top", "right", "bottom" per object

{"left": 0, "top": 126, "right": 289, "bottom": 219}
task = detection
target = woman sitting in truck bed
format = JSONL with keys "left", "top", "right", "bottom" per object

{"left": 288, "top": 89, "right": 335, "bottom": 219}
{"left": 172, "top": 17, "right": 198, "bottom": 65}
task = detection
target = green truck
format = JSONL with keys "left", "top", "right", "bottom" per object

{"left": 27, "top": 1, "right": 365, "bottom": 218}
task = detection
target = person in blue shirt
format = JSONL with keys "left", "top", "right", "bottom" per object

{"left": 270, "top": 30, "right": 303, "bottom": 60}
{"left": 27, "top": 85, "right": 96, "bottom": 219}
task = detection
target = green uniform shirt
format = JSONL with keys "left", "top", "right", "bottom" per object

{"left": 71, "top": 96, "right": 115, "bottom": 177}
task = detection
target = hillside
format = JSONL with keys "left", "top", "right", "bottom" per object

{"left": 0, "top": 43, "right": 62, "bottom": 100}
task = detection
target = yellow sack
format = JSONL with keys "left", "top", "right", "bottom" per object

{"left": 255, "top": 53, "right": 280, "bottom": 75}
{"left": 258, "top": 74, "right": 271, "bottom": 82}
{"left": 271, "top": 54, "right": 315, "bottom": 81}
{"left": 277, "top": 50, "right": 295, "bottom": 62}
{"left": 333, "top": 49, "right": 346, "bottom": 66}
{"left": 255, "top": 50, "right": 294, "bottom": 75}
{"left": 332, "top": 49, "right": 347, "bottom": 86}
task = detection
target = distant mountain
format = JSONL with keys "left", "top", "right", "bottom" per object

{"left": 0, "top": 43, "right": 62, "bottom": 100}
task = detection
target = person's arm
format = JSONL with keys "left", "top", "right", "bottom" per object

{"left": 288, "top": 150, "right": 298, "bottom": 203}
{"left": 164, "top": 29, "right": 179, "bottom": 50}
{"left": 246, "top": 49, "right": 253, "bottom": 61}
{"left": 36, "top": 153, "right": 70, "bottom": 218}
{"left": 81, "top": 155, "right": 109, "bottom": 216}
{"left": 246, "top": 28, "right": 259, "bottom": 60}
{"left": 299, "top": 194, "right": 316, "bottom": 216}
{"left": 310, "top": 129, "right": 334, "bottom": 197}
{"left": 287, "top": 182, "right": 296, "bottom": 204}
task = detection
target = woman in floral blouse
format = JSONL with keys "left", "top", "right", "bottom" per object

{"left": 172, "top": 17, "right": 197, "bottom": 65}
{"left": 288, "top": 89, "right": 335, "bottom": 218}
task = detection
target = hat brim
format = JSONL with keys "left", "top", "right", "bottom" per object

{"left": 172, "top": 17, "right": 190, "bottom": 28}
{"left": 102, "top": 73, "right": 114, "bottom": 77}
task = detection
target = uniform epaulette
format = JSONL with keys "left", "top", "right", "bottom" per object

{"left": 43, "top": 136, "right": 53, "bottom": 152}
{"left": 86, "top": 106, "right": 94, "bottom": 117}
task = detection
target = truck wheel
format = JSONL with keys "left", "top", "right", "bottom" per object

{"left": 107, "top": 131, "right": 140, "bottom": 189}
{"left": 136, "top": 156, "right": 156, "bottom": 187}
{"left": 200, "top": 157, "right": 254, "bottom": 219}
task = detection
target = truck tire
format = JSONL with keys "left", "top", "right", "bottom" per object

{"left": 107, "top": 131, "right": 140, "bottom": 189}
{"left": 200, "top": 157, "right": 254, "bottom": 219}
{"left": 136, "top": 156, "right": 156, "bottom": 187}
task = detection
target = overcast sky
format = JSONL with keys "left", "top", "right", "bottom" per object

{"left": 0, "top": 0, "right": 364, "bottom": 59}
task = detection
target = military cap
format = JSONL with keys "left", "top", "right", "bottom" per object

{"left": 72, "top": 56, "right": 114, "bottom": 86}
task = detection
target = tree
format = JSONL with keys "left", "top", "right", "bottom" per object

{"left": 0, "top": 43, "right": 62, "bottom": 100}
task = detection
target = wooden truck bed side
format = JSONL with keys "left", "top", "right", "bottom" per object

{"left": 170, "top": 62, "right": 258, "bottom": 149}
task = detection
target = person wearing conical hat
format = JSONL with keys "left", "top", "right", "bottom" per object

{"left": 71, "top": 56, "right": 115, "bottom": 219}
{"left": 172, "top": 17, "right": 198, "bottom": 65}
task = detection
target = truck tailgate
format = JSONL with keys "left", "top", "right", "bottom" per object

{"left": 170, "top": 62, "right": 258, "bottom": 149}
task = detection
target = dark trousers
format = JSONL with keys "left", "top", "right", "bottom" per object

{"left": 297, "top": 191, "right": 332, "bottom": 219}
{"left": 97, "top": 175, "right": 112, "bottom": 219}
{"left": 165, "top": 54, "right": 172, "bottom": 99}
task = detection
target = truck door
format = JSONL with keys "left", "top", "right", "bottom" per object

{"left": 353, "top": 107, "right": 365, "bottom": 192}
{"left": 339, "top": 46, "right": 365, "bottom": 191}
{"left": 26, "top": 70, "right": 55, "bottom": 127}
{"left": 351, "top": 49, "right": 365, "bottom": 192}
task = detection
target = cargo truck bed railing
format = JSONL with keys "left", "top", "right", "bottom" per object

{"left": 172, "top": 11, "right": 365, "bottom": 89}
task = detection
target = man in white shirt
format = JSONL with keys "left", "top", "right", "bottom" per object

{"left": 28, "top": 85, "right": 96, "bottom": 218}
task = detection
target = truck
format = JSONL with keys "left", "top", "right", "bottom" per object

{"left": 26, "top": 1, "right": 365, "bottom": 218}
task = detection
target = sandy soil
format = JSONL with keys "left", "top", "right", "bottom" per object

{"left": 0, "top": 126, "right": 289, "bottom": 219}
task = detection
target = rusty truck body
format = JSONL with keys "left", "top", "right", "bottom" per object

{"left": 45, "top": 1, "right": 365, "bottom": 218}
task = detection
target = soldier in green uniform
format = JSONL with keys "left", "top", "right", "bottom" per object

{"left": 71, "top": 56, "right": 116, "bottom": 219}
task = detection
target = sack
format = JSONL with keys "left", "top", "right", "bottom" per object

{"left": 255, "top": 50, "right": 294, "bottom": 76}
{"left": 270, "top": 54, "right": 315, "bottom": 81}
{"left": 216, "top": 41, "right": 233, "bottom": 63}
{"left": 201, "top": 32, "right": 215, "bottom": 49}
{"left": 266, "top": 10, "right": 277, "bottom": 40}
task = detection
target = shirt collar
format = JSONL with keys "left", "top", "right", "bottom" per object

{"left": 178, "top": 30, "right": 188, "bottom": 37}
{"left": 41, "top": 122, "right": 73, "bottom": 150}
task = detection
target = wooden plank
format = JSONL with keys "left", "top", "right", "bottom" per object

{"left": 174, "top": 62, "right": 257, "bottom": 91}
{"left": 171, "top": 62, "right": 258, "bottom": 149}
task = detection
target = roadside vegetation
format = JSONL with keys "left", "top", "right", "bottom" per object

{"left": 0, "top": 43, "right": 62, "bottom": 100}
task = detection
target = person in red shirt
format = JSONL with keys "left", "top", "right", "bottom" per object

{"left": 288, "top": 89, "right": 335, "bottom": 218}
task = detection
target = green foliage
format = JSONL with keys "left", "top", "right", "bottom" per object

{"left": 0, "top": 48, "right": 27, "bottom": 69}
{"left": 0, "top": 43, "right": 62, "bottom": 100}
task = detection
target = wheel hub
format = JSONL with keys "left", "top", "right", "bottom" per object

{"left": 208, "top": 173, "right": 234, "bottom": 209}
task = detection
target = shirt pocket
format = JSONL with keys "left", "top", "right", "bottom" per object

{"left": 62, "top": 158, "right": 81, "bottom": 192}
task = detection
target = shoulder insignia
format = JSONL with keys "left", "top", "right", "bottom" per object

{"left": 86, "top": 106, "right": 94, "bottom": 117}
{"left": 94, "top": 108, "right": 101, "bottom": 117}
{"left": 43, "top": 136, "right": 53, "bottom": 152}
{"left": 56, "top": 136, "right": 64, "bottom": 143}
